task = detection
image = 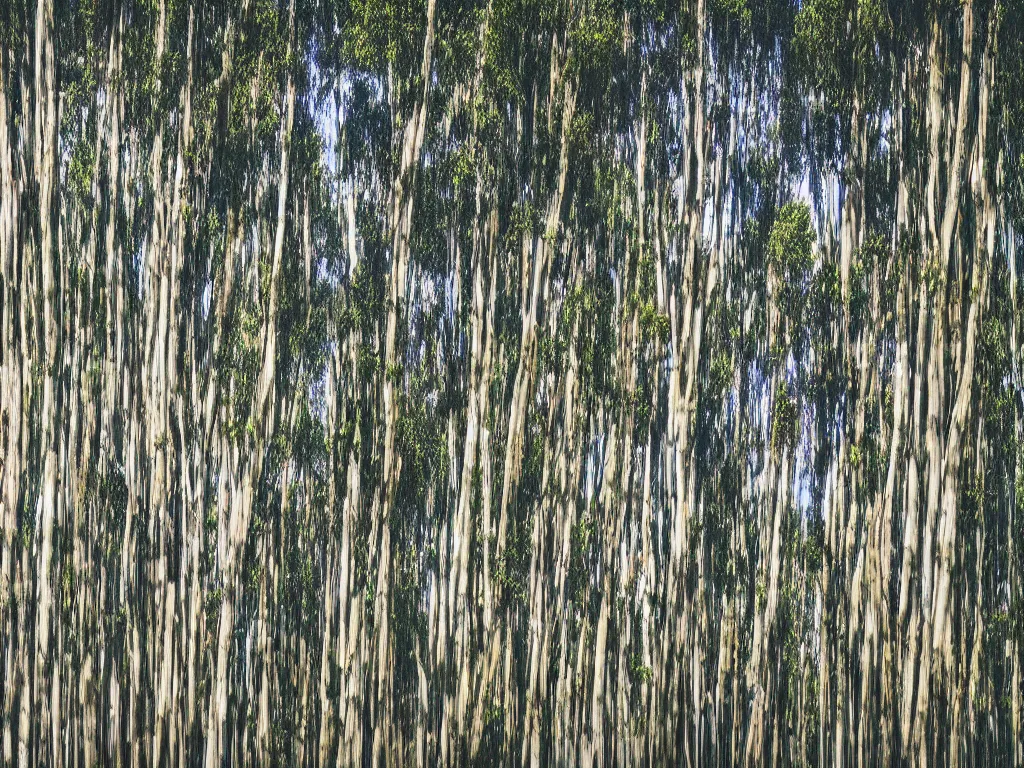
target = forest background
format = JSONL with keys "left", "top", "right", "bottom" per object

{"left": 2, "top": 0, "right": 1024, "bottom": 765}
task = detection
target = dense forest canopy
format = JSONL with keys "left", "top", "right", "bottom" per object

{"left": 2, "top": 0, "right": 1024, "bottom": 765}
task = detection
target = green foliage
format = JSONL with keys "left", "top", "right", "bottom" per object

{"left": 451, "top": 144, "right": 476, "bottom": 189}
{"left": 348, "top": 260, "right": 388, "bottom": 333}
{"left": 850, "top": 232, "right": 886, "bottom": 321}
{"left": 793, "top": 0, "right": 889, "bottom": 126}
{"left": 638, "top": 300, "right": 670, "bottom": 344}
{"left": 67, "top": 139, "right": 95, "bottom": 204}
{"left": 768, "top": 202, "right": 814, "bottom": 274}
{"left": 494, "top": 519, "right": 532, "bottom": 608}
{"left": 629, "top": 654, "right": 653, "bottom": 685}
{"left": 437, "top": 5, "right": 483, "bottom": 77}
{"left": 981, "top": 317, "right": 1008, "bottom": 367}
{"left": 397, "top": 385, "right": 447, "bottom": 495}
{"left": 922, "top": 257, "right": 946, "bottom": 296}
{"left": 217, "top": 308, "right": 262, "bottom": 429}
{"left": 771, "top": 384, "right": 799, "bottom": 455}
{"left": 793, "top": 0, "right": 846, "bottom": 96}
{"left": 568, "top": 111, "right": 595, "bottom": 153}
{"left": 567, "top": 513, "right": 596, "bottom": 608}
{"left": 769, "top": 202, "right": 816, "bottom": 331}
{"left": 803, "top": 514, "right": 825, "bottom": 574}
{"left": 293, "top": 402, "right": 329, "bottom": 478}
{"left": 343, "top": 0, "right": 427, "bottom": 71}
{"left": 504, "top": 201, "right": 537, "bottom": 253}
{"left": 563, "top": 271, "right": 617, "bottom": 399}
{"left": 569, "top": 2, "right": 621, "bottom": 77}
{"left": 711, "top": 0, "right": 752, "bottom": 31}
{"left": 709, "top": 351, "right": 734, "bottom": 395}
{"left": 959, "top": 475, "right": 986, "bottom": 528}
{"left": 205, "top": 587, "right": 223, "bottom": 626}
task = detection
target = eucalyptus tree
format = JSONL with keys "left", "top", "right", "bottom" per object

{"left": 1, "top": 0, "right": 1022, "bottom": 766}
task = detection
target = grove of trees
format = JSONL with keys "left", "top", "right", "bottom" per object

{"left": 2, "top": 0, "right": 1024, "bottom": 765}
